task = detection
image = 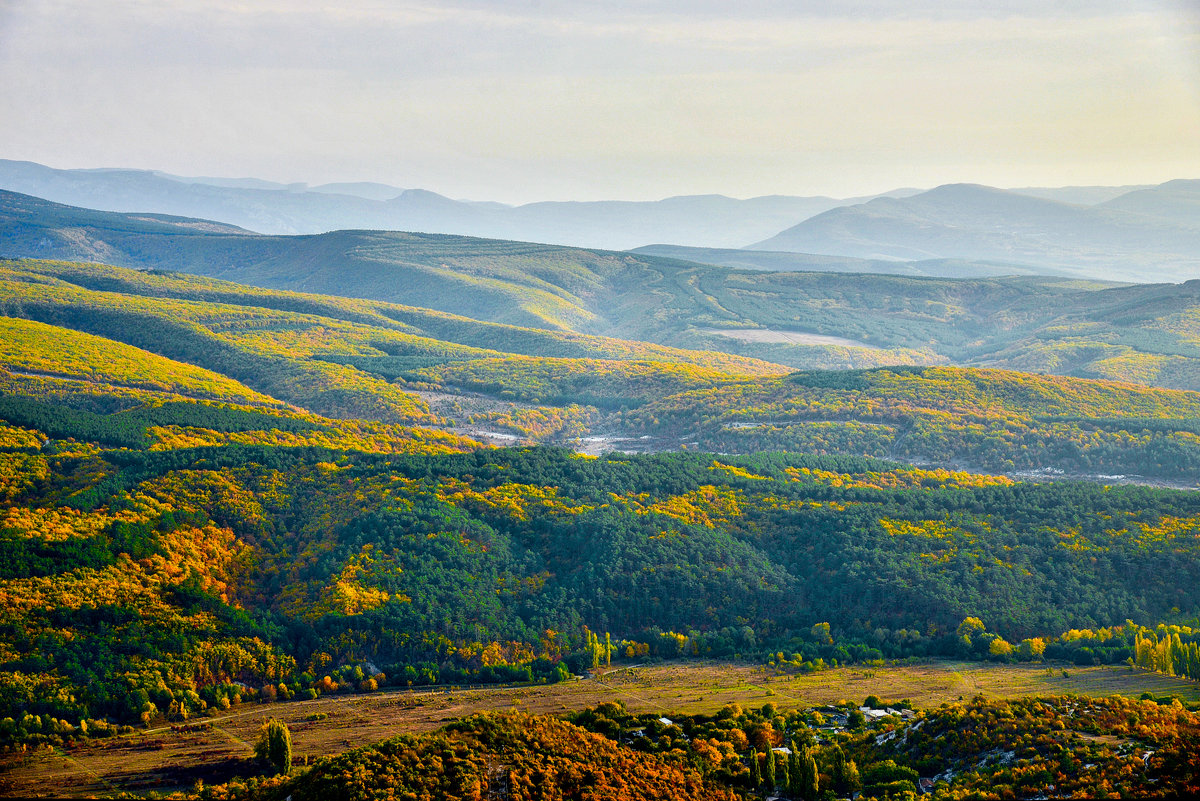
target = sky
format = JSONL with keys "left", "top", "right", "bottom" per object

{"left": 1, "top": 0, "right": 1199, "bottom": 204}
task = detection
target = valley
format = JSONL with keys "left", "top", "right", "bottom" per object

{"left": 0, "top": 197, "right": 1199, "bottom": 799}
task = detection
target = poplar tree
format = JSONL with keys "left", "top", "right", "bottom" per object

{"left": 788, "top": 747, "right": 802, "bottom": 796}
{"left": 830, "top": 744, "right": 848, "bottom": 793}
{"left": 799, "top": 747, "right": 819, "bottom": 801}
{"left": 254, "top": 718, "right": 292, "bottom": 775}
{"left": 844, "top": 760, "right": 862, "bottom": 794}
{"left": 776, "top": 749, "right": 789, "bottom": 794}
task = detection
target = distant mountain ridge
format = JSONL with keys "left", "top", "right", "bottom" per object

{"left": 1098, "top": 179, "right": 1200, "bottom": 225}
{"left": 749, "top": 182, "right": 1200, "bottom": 282}
{"left": 0, "top": 159, "right": 915, "bottom": 249}
{"left": 6, "top": 161, "right": 1196, "bottom": 271}
{"left": 1009, "top": 184, "right": 1152, "bottom": 205}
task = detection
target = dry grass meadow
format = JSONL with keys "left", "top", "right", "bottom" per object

{"left": 3, "top": 659, "right": 1197, "bottom": 798}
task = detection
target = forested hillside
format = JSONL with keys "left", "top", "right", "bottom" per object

{"left": 3, "top": 435, "right": 1200, "bottom": 732}
{"left": 630, "top": 366, "right": 1200, "bottom": 480}
{"left": 225, "top": 712, "right": 738, "bottom": 801}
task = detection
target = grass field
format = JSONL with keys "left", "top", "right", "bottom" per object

{"left": 2, "top": 659, "right": 1196, "bottom": 797}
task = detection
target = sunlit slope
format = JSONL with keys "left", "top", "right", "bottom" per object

{"left": 0, "top": 259, "right": 797, "bottom": 449}
{"left": 0, "top": 316, "right": 275, "bottom": 405}
{"left": 0, "top": 259, "right": 786, "bottom": 428}
{"left": 9, "top": 259, "right": 1200, "bottom": 479}
{"left": 0, "top": 316, "right": 478, "bottom": 456}
{"left": 0, "top": 266, "right": 436, "bottom": 425}
{"left": 0, "top": 258, "right": 785, "bottom": 373}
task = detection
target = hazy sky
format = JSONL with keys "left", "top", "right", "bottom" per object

{"left": 2, "top": 0, "right": 1199, "bottom": 203}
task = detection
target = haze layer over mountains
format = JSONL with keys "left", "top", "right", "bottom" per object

{"left": 0, "top": 159, "right": 915, "bottom": 251}
{"left": 5, "top": 159, "right": 1199, "bottom": 283}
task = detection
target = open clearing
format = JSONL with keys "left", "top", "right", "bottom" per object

{"left": 2, "top": 660, "right": 1196, "bottom": 798}
{"left": 699, "top": 327, "right": 881, "bottom": 349}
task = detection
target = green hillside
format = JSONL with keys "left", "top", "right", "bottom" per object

{"left": 16, "top": 188, "right": 1200, "bottom": 388}
{"left": 0, "top": 258, "right": 783, "bottom": 440}
{"left": 0, "top": 316, "right": 275, "bottom": 406}
{"left": 6, "top": 259, "right": 1200, "bottom": 481}
{"left": 11, "top": 189, "right": 1200, "bottom": 393}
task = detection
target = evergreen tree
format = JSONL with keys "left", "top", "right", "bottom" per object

{"left": 750, "top": 748, "right": 762, "bottom": 790}
{"left": 763, "top": 745, "right": 775, "bottom": 791}
{"left": 776, "top": 749, "right": 789, "bottom": 794}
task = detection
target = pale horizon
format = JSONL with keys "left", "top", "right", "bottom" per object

{"left": 2, "top": 0, "right": 1199, "bottom": 205}
{"left": 6, "top": 155, "right": 1196, "bottom": 207}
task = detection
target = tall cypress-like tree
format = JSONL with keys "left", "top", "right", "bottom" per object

{"left": 776, "top": 750, "right": 789, "bottom": 794}
{"left": 788, "top": 747, "right": 802, "bottom": 797}
{"left": 830, "top": 744, "right": 848, "bottom": 793}
{"left": 844, "top": 760, "right": 862, "bottom": 795}
{"left": 799, "top": 747, "right": 819, "bottom": 801}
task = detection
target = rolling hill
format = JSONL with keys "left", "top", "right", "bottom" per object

{"left": 6, "top": 258, "right": 1200, "bottom": 483}
{"left": 628, "top": 365, "right": 1200, "bottom": 481}
{"left": 13, "top": 191, "right": 1200, "bottom": 394}
{"left": 272, "top": 713, "right": 738, "bottom": 801}
{"left": 1099, "top": 178, "right": 1200, "bottom": 226}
